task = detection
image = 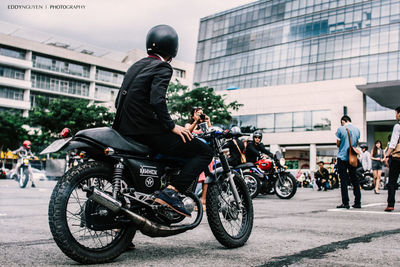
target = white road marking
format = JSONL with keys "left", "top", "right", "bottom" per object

{"left": 362, "top": 203, "right": 386, "bottom": 207}
{"left": 0, "top": 213, "right": 7, "bottom": 216}
{"left": 328, "top": 209, "right": 400, "bottom": 215}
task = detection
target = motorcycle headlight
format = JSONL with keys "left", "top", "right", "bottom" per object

{"left": 279, "top": 158, "right": 286, "bottom": 166}
{"left": 23, "top": 159, "right": 29, "bottom": 165}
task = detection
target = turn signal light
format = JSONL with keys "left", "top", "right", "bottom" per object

{"left": 60, "top": 128, "right": 71, "bottom": 138}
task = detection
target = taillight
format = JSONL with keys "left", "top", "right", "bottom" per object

{"left": 60, "top": 128, "right": 71, "bottom": 138}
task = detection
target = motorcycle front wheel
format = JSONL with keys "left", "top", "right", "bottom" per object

{"left": 206, "top": 172, "right": 253, "bottom": 248}
{"left": 275, "top": 172, "right": 297, "bottom": 199}
{"left": 242, "top": 172, "right": 260, "bottom": 199}
{"left": 48, "top": 161, "right": 136, "bottom": 264}
{"left": 19, "top": 168, "right": 29, "bottom": 188}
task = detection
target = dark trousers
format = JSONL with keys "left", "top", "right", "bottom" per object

{"left": 337, "top": 158, "right": 361, "bottom": 206}
{"left": 387, "top": 158, "right": 400, "bottom": 207}
{"left": 136, "top": 133, "right": 213, "bottom": 193}
{"left": 316, "top": 178, "right": 327, "bottom": 190}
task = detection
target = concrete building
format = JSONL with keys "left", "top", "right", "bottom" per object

{"left": 0, "top": 22, "right": 194, "bottom": 115}
{"left": 194, "top": 0, "right": 400, "bottom": 172}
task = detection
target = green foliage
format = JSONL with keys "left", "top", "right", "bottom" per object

{"left": 27, "top": 96, "right": 115, "bottom": 154}
{"left": 0, "top": 111, "right": 28, "bottom": 150}
{"left": 167, "top": 81, "right": 242, "bottom": 126}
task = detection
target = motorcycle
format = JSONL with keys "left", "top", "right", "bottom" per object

{"left": 236, "top": 153, "right": 297, "bottom": 199}
{"left": 41, "top": 126, "right": 253, "bottom": 264}
{"left": 356, "top": 168, "right": 374, "bottom": 190}
{"left": 12, "top": 156, "right": 33, "bottom": 188}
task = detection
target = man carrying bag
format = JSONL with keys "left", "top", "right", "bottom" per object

{"left": 335, "top": 115, "right": 361, "bottom": 209}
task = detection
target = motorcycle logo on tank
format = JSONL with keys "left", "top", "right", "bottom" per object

{"left": 140, "top": 165, "right": 158, "bottom": 176}
{"left": 144, "top": 177, "right": 154, "bottom": 187}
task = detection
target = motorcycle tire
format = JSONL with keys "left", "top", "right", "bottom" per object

{"left": 19, "top": 169, "right": 29, "bottom": 188}
{"left": 361, "top": 173, "right": 374, "bottom": 190}
{"left": 242, "top": 172, "right": 260, "bottom": 199}
{"left": 206, "top": 172, "right": 253, "bottom": 248}
{"left": 48, "top": 161, "right": 136, "bottom": 264}
{"left": 275, "top": 172, "right": 297, "bottom": 199}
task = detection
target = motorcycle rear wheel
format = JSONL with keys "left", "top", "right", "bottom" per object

{"left": 19, "top": 168, "right": 29, "bottom": 188}
{"left": 48, "top": 161, "right": 136, "bottom": 264}
{"left": 206, "top": 172, "right": 253, "bottom": 248}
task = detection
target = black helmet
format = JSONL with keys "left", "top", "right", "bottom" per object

{"left": 253, "top": 130, "right": 263, "bottom": 140}
{"left": 360, "top": 143, "right": 368, "bottom": 150}
{"left": 146, "top": 25, "right": 178, "bottom": 58}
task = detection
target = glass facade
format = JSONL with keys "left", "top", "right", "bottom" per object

{"left": 235, "top": 109, "right": 331, "bottom": 133}
{"left": 0, "top": 86, "right": 24, "bottom": 101}
{"left": 95, "top": 68, "right": 124, "bottom": 85}
{"left": 195, "top": 0, "right": 400, "bottom": 91}
{"left": 31, "top": 73, "right": 89, "bottom": 97}
{"left": 0, "top": 45, "right": 26, "bottom": 59}
{"left": 32, "top": 54, "right": 90, "bottom": 78}
{"left": 0, "top": 65, "right": 25, "bottom": 80}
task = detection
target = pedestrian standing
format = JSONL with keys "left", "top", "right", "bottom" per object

{"left": 370, "top": 140, "right": 384, "bottom": 194}
{"left": 384, "top": 107, "right": 400, "bottom": 212}
{"left": 335, "top": 115, "right": 361, "bottom": 209}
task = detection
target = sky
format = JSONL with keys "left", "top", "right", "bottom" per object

{"left": 0, "top": 0, "right": 256, "bottom": 63}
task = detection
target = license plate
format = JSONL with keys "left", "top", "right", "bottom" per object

{"left": 40, "top": 137, "right": 72, "bottom": 154}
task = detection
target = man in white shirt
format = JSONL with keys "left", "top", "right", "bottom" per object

{"left": 360, "top": 144, "right": 372, "bottom": 172}
{"left": 384, "top": 106, "right": 400, "bottom": 212}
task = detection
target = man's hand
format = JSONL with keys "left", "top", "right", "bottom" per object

{"left": 172, "top": 125, "right": 193, "bottom": 143}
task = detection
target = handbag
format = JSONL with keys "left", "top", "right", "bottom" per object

{"left": 346, "top": 127, "right": 359, "bottom": 167}
{"left": 232, "top": 139, "right": 247, "bottom": 164}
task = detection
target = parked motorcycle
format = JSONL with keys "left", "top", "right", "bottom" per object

{"left": 237, "top": 153, "right": 297, "bottom": 199}
{"left": 356, "top": 168, "right": 374, "bottom": 190}
{"left": 11, "top": 156, "right": 33, "bottom": 188}
{"left": 41, "top": 126, "right": 253, "bottom": 264}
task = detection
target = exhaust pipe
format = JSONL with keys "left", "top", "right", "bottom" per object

{"left": 86, "top": 187, "right": 203, "bottom": 237}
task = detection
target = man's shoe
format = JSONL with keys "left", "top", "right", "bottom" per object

{"left": 336, "top": 204, "right": 350, "bottom": 209}
{"left": 318, "top": 188, "right": 322, "bottom": 191}
{"left": 384, "top": 206, "right": 394, "bottom": 212}
{"left": 155, "top": 188, "right": 191, "bottom": 217}
{"left": 31, "top": 183, "right": 36, "bottom": 188}
{"left": 352, "top": 204, "right": 361, "bottom": 209}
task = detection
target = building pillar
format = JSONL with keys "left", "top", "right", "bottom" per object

{"left": 88, "top": 65, "right": 96, "bottom": 102}
{"left": 309, "top": 144, "right": 317, "bottom": 174}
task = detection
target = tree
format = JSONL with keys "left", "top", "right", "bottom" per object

{"left": 28, "top": 96, "right": 115, "bottom": 153}
{"left": 0, "top": 111, "right": 28, "bottom": 150}
{"left": 167, "top": 81, "right": 242, "bottom": 126}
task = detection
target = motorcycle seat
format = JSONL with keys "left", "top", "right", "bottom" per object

{"left": 234, "top": 162, "right": 255, "bottom": 169}
{"left": 75, "top": 127, "right": 152, "bottom": 156}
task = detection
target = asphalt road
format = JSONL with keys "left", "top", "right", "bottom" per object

{"left": 1, "top": 179, "right": 400, "bottom": 267}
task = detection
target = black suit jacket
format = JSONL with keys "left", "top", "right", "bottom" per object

{"left": 114, "top": 57, "right": 175, "bottom": 136}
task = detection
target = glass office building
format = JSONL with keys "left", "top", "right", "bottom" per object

{"left": 194, "top": 0, "right": 399, "bottom": 92}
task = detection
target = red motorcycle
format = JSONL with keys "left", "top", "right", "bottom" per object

{"left": 238, "top": 152, "right": 297, "bottom": 199}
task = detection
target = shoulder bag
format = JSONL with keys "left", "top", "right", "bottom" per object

{"left": 346, "top": 127, "right": 360, "bottom": 167}
{"left": 232, "top": 139, "right": 247, "bottom": 164}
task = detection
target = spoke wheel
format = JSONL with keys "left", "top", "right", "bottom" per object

{"left": 48, "top": 161, "right": 136, "bottom": 264}
{"left": 243, "top": 172, "right": 260, "bottom": 199}
{"left": 275, "top": 173, "right": 297, "bottom": 199}
{"left": 206, "top": 172, "right": 253, "bottom": 248}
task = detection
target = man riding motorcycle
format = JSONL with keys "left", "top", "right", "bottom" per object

{"left": 245, "top": 130, "right": 273, "bottom": 163}
{"left": 12, "top": 140, "right": 35, "bottom": 187}
{"left": 112, "top": 25, "right": 213, "bottom": 217}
